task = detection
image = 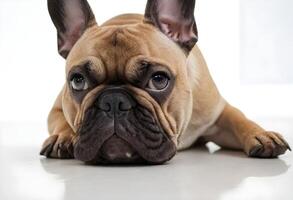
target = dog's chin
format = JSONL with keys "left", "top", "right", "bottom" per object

{"left": 87, "top": 135, "right": 145, "bottom": 165}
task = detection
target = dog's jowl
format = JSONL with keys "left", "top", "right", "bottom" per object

{"left": 40, "top": 0, "right": 290, "bottom": 164}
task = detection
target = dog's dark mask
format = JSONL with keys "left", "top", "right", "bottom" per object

{"left": 74, "top": 88, "right": 176, "bottom": 164}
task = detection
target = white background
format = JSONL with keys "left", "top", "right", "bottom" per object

{"left": 0, "top": 0, "right": 292, "bottom": 123}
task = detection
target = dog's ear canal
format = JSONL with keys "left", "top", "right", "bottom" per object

{"left": 47, "top": 0, "right": 96, "bottom": 59}
{"left": 144, "top": 0, "right": 198, "bottom": 52}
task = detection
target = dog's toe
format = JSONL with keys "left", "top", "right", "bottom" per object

{"left": 40, "top": 134, "right": 74, "bottom": 159}
{"left": 40, "top": 135, "right": 58, "bottom": 157}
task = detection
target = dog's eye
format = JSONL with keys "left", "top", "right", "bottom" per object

{"left": 147, "top": 72, "right": 169, "bottom": 91}
{"left": 70, "top": 74, "right": 88, "bottom": 91}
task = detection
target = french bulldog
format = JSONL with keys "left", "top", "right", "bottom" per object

{"left": 40, "top": 0, "right": 291, "bottom": 164}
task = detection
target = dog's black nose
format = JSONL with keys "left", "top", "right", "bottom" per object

{"left": 96, "top": 89, "right": 136, "bottom": 118}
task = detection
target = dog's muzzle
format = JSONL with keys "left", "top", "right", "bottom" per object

{"left": 74, "top": 88, "right": 176, "bottom": 164}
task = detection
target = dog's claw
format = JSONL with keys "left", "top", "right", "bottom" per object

{"left": 40, "top": 143, "right": 53, "bottom": 157}
{"left": 279, "top": 136, "right": 291, "bottom": 151}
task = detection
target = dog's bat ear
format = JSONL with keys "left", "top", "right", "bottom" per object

{"left": 47, "top": 0, "right": 96, "bottom": 59}
{"left": 144, "top": 0, "right": 198, "bottom": 53}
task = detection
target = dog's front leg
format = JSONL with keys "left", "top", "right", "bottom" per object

{"left": 40, "top": 90, "right": 75, "bottom": 159}
{"left": 212, "top": 103, "right": 291, "bottom": 157}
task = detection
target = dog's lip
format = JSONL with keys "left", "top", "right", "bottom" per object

{"left": 97, "top": 134, "right": 142, "bottom": 163}
{"left": 99, "top": 150, "right": 141, "bottom": 162}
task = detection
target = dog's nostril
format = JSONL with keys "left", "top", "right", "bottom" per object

{"left": 119, "top": 101, "right": 132, "bottom": 111}
{"left": 105, "top": 103, "right": 111, "bottom": 112}
{"left": 98, "top": 101, "right": 111, "bottom": 112}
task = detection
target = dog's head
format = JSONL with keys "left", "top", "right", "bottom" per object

{"left": 48, "top": 0, "right": 198, "bottom": 164}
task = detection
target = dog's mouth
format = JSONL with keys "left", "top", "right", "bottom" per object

{"left": 73, "top": 88, "right": 176, "bottom": 165}
{"left": 90, "top": 134, "right": 143, "bottom": 164}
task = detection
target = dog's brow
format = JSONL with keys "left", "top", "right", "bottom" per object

{"left": 132, "top": 61, "right": 151, "bottom": 82}
{"left": 138, "top": 61, "right": 150, "bottom": 73}
{"left": 68, "top": 61, "right": 95, "bottom": 82}
{"left": 70, "top": 61, "right": 91, "bottom": 72}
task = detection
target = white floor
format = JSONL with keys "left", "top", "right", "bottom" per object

{"left": 0, "top": 118, "right": 292, "bottom": 200}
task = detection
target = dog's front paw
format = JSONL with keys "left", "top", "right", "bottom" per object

{"left": 40, "top": 134, "right": 74, "bottom": 159}
{"left": 245, "top": 131, "right": 291, "bottom": 158}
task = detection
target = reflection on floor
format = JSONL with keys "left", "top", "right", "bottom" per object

{"left": 0, "top": 118, "right": 292, "bottom": 200}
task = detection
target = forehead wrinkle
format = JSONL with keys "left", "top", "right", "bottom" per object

{"left": 111, "top": 27, "right": 143, "bottom": 81}
{"left": 92, "top": 24, "right": 154, "bottom": 82}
